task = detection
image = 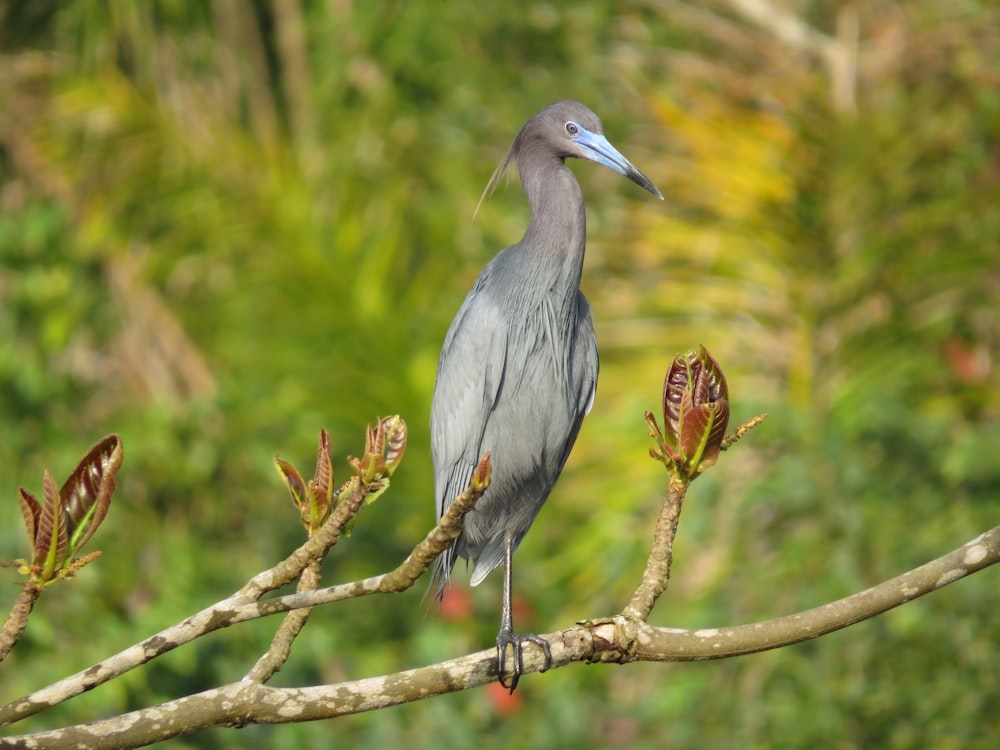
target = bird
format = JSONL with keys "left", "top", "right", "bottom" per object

{"left": 431, "top": 100, "right": 662, "bottom": 691}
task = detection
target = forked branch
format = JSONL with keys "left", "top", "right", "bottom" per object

{"left": 3, "top": 526, "right": 997, "bottom": 749}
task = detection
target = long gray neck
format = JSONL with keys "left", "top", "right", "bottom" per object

{"left": 518, "top": 153, "right": 588, "bottom": 299}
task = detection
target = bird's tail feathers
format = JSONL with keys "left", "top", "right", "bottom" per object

{"left": 469, "top": 543, "right": 504, "bottom": 586}
{"left": 422, "top": 545, "right": 457, "bottom": 606}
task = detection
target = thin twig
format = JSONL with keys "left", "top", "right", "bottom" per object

{"left": 622, "top": 477, "right": 689, "bottom": 621}
{"left": 0, "top": 583, "right": 42, "bottom": 663}
{"left": 244, "top": 559, "right": 322, "bottom": 683}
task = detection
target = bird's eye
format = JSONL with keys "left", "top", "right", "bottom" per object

{"left": 565, "top": 122, "right": 579, "bottom": 136}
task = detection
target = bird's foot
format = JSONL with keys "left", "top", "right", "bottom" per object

{"left": 496, "top": 630, "right": 552, "bottom": 693}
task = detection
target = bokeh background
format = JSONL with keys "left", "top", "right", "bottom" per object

{"left": 1, "top": 1, "right": 998, "bottom": 747}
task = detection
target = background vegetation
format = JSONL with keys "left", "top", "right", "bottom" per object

{"left": 1, "top": 1, "right": 997, "bottom": 747}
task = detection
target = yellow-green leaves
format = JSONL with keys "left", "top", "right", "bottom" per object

{"left": 348, "top": 415, "right": 407, "bottom": 508}
{"left": 276, "top": 417, "right": 408, "bottom": 537}
{"left": 275, "top": 429, "right": 335, "bottom": 537}
{"left": 350, "top": 415, "right": 407, "bottom": 486}
{"left": 10, "top": 435, "right": 123, "bottom": 587}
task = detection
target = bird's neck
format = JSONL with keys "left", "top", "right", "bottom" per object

{"left": 520, "top": 159, "right": 588, "bottom": 294}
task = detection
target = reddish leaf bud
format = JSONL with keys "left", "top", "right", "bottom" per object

{"left": 662, "top": 347, "right": 730, "bottom": 475}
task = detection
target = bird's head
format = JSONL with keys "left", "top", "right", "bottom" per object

{"left": 477, "top": 100, "right": 663, "bottom": 215}
{"left": 528, "top": 100, "right": 663, "bottom": 199}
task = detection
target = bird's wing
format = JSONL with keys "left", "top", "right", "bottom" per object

{"left": 576, "top": 296, "right": 599, "bottom": 419}
{"left": 430, "top": 285, "right": 508, "bottom": 523}
{"left": 554, "top": 294, "right": 599, "bottom": 473}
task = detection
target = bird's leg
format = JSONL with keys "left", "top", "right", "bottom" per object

{"left": 495, "top": 531, "right": 552, "bottom": 693}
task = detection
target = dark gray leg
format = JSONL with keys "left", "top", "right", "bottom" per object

{"left": 495, "top": 531, "right": 552, "bottom": 692}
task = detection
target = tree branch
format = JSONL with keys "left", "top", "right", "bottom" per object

{"left": 0, "top": 584, "right": 41, "bottom": 663}
{"left": 622, "top": 476, "right": 688, "bottom": 620}
{"left": 244, "top": 559, "right": 322, "bottom": 684}
{"left": 628, "top": 525, "right": 1000, "bottom": 660}
{"left": 4, "top": 526, "right": 997, "bottom": 748}
{"left": 0, "top": 467, "right": 487, "bottom": 726}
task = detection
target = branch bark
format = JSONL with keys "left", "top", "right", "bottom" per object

{"left": 3, "top": 526, "right": 997, "bottom": 749}
{"left": 622, "top": 476, "right": 688, "bottom": 620}
{"left": 0, "top": 584, "right": 41, "bottom": 663}
{"left": 0, "top": 467, "right": 486, "bottom": 727}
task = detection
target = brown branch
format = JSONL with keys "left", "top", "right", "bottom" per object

{"left": 622, "top": 476, "right": 688, "bottom": 620}
{"left": 0, "top": 583, "right": 42, "bottom": 663}
{"left": 0, "top": 469, "right": 372, "bottom": 725}
{"left": 0, "top": 474, "right": 487, "bottom": 727}
{"left": 242, "top": 471, "right": 490, "bottom": 683}
{"left": 244, "top": 560, "right": 322, "bottom": 684}
{"left": 4, "top": 526, "right": 997, "bottom": 749}
{"left": 237, "top": 472, "right": 487, "bottom": 614}
{"left": 630, "top": 525, "right": 1000, "bottom": 660}
{"left": 240, "top": 466, "right": 374, "bottom": 599}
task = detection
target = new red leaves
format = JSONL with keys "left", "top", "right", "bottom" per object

{"left": 12, "top": 435, "right": 123, "bottom": 586}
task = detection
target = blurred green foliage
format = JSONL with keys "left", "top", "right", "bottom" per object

{"left": 1, "top": 1, "right": 998, "bottom": 747}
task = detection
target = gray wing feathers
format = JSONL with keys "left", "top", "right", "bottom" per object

{"left": 431, "top": 290, "right": 508, "bottom": 522}
{"left": 431, "top": 276, "right": 599, "bottom": 591}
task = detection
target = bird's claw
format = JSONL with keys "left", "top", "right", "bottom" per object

{"left": 496, "top": 631, "right": 552, "bottom": 693}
